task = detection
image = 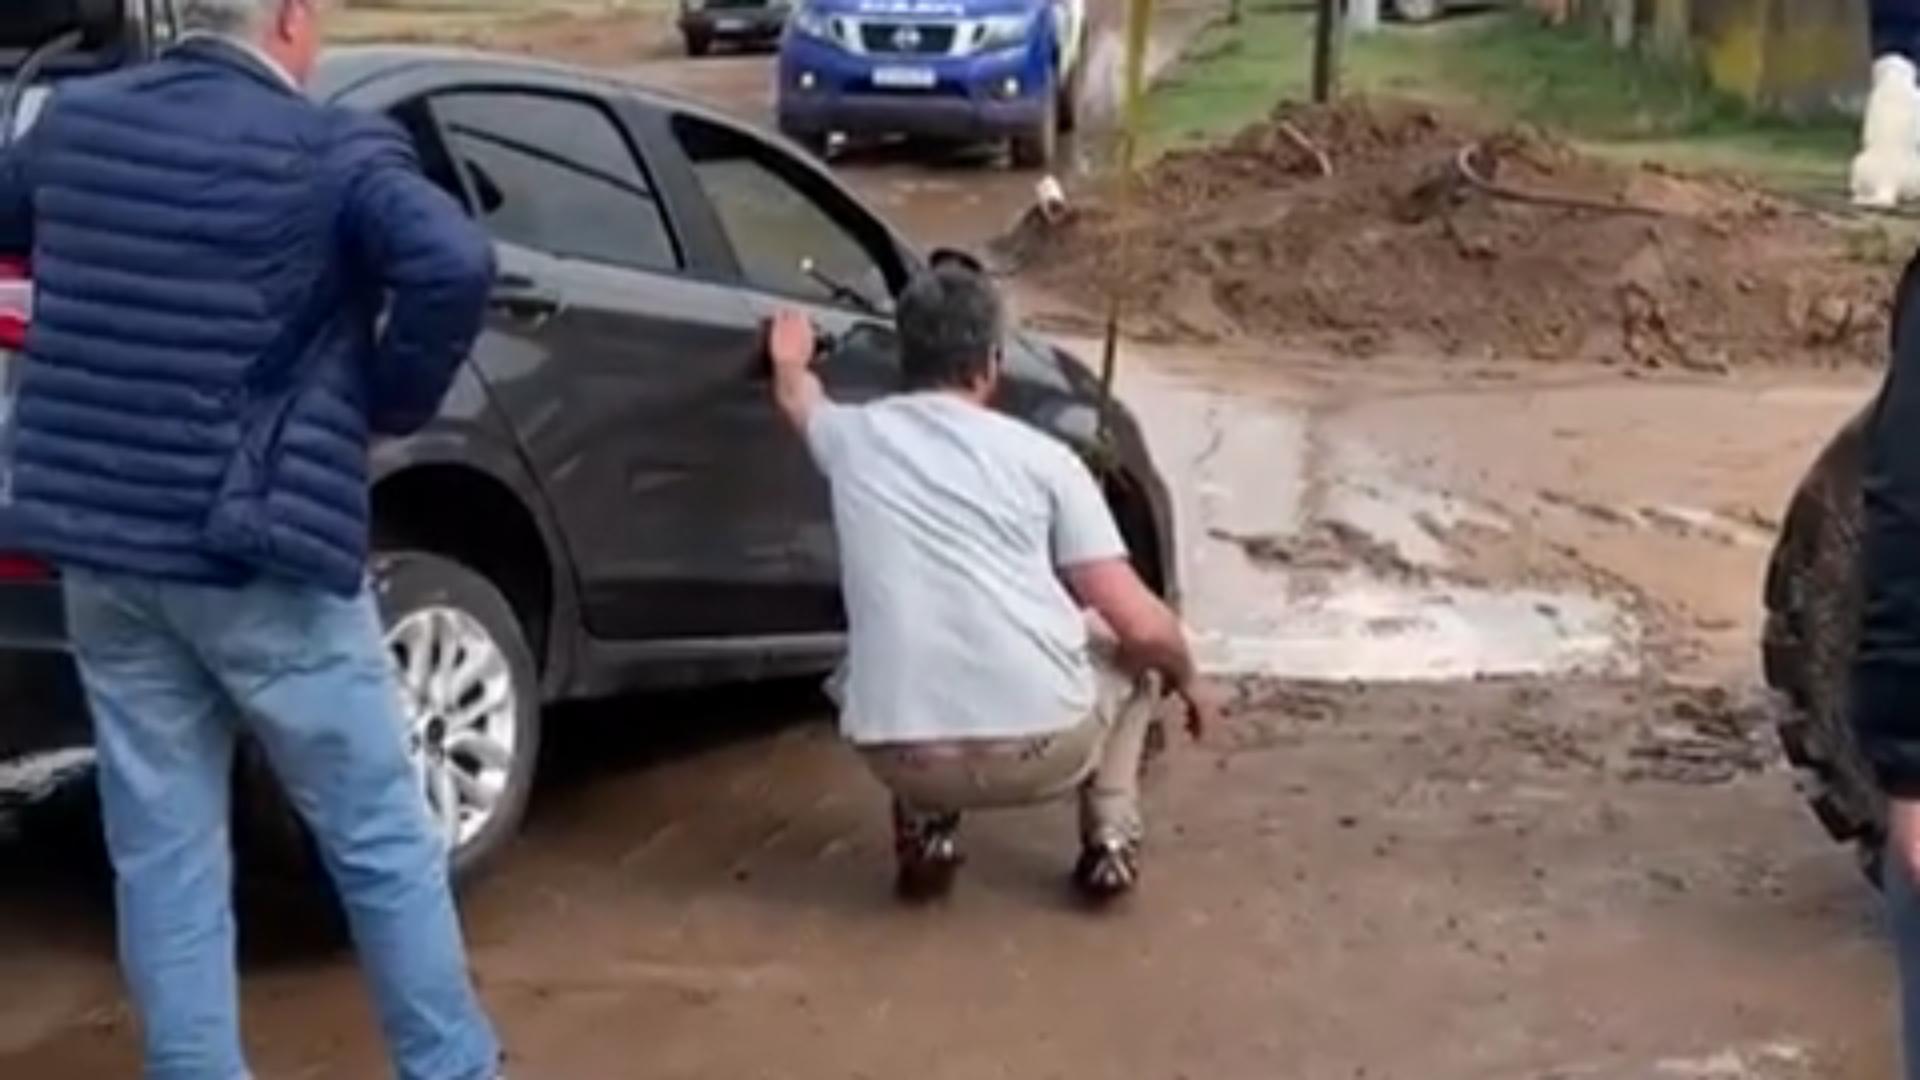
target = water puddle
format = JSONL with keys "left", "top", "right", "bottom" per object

{"left": 1651, "top": 1041, "right": 1813, "bottom": 1079}
{"left": 1195, "top": 578, "right": 1635, "bottom": 683}
{"left": 1099, "top": 347, "right": 1644, "bottom": 683}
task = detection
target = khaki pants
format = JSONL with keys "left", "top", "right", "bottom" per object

{"left": 860, "top": 658, "right": 1160, "bottom": 846}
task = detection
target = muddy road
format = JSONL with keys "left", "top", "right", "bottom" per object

{"left": 0, "top": 343, "right": 1897, "bottom": 1078}
{"left": 0, "top": 675, "right": 1891, "bottom": 1078}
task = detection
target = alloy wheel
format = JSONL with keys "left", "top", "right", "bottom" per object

{"left": 386, "top": 606, "right": 521, "bottom": 853}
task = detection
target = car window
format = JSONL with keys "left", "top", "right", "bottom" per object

{"left": 672, "top": 115, "right": 899, "bottom": 310}
{"left": 432, "top": 90, "right": 679, "bottom": 272}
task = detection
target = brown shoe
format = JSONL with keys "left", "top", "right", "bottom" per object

{"left": 1072, "top": 837, "right": 1141, "bottom": 903}
{"left": 893, "top": 802, "right": 964, "bottom": 902}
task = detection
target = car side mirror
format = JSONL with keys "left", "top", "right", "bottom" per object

{"left": 927, "top": 247, "right": 985, "bottom": 275}
{"left": 836, "top": 322, "right": 898, "bottom": 359}
{"left": 830, "top": 322, "right": 902, "bottom": 387}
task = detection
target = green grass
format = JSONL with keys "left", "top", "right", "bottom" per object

{"left": 1139, "top": 6, "right": 1856, "bottom": 193}
{"left": 1141, "top": 0, "right": 1316, "bottom": 153}
{"left": 330, "top": 0, "right": 670, "bottom": 45}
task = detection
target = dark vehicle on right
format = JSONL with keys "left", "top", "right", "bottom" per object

{"left": 0, "top": 22, "right": 1179, "bottom": 888}
{"left": 1763, "top": 405, "right": 1883, "bottom": 880}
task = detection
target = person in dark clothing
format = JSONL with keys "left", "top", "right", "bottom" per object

{"left": 1855, "top": 0, "right": 1920, "bottom": 206}
{"left": 1857, "top": 253, "right": 1920, "bottom": 1079}
{"left": 1875, "top": 0, "right": 1920, "bottom": 65}
{"left": 0, "top": 1, "right": 502, "bottom": 1076}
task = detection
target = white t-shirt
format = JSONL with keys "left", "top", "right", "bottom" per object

{"left": 807, "top": 394, "right": 1128, "bottom": 745}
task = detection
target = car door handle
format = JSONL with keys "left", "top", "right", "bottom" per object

{"left": 490, "top": 276, "right": 564, "bottom": 329}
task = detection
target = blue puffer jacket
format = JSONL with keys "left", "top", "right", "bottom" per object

{"left": 0, "top": 39, "right": 494, "bottom": 595}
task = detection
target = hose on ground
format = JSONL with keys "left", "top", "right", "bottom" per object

{"left": 1452, "top": 141, "right": 1673, "bottom": 218}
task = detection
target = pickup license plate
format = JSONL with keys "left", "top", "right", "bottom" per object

{"left": 714, "top": 17, "right": 747, "bottom": 31}
{"left": 872, "top": 65, "right": 936, "bottom": 89}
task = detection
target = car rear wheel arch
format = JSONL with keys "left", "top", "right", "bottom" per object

{"left": 1105, "top": 470, "right": 1171, "bottom": 600}
{"left": 371, "top": 464, "right": 558, "bottom": 678}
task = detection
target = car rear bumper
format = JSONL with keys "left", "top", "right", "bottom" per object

{"left": 0, "top": 579, "right": 86, "bottom": 761}
{"left": 0, "top": 649, "right": 87, "bottom": 760}
{"left": 777, "top": 38, "right": 1049, "bottom": 138}
{"left": 0, "top": 576, "right": 65, "bottom": 647}
{"left": 680, "top": 7, "right": 787, "bottom": 39}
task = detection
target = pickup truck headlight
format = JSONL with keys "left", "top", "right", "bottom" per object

{"left": 792, "top": 8, "right": 845, "bottom": 45}
{"left": 971, "top": 14, "right": 1032, "bottom": 53}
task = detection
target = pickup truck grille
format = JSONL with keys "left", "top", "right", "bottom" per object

{"left": 858, "top": 21, "right": 955, "bottom": 55}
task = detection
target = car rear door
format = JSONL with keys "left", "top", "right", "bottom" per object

{"left": 419, "top": 86, "right": 813, "bottom": 641}
{"left": 650, "top": 112, "right": 914, "bottom": 631}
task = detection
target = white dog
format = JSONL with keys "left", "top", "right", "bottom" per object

{"left": 1853, "top": 54, "right": 1920, "bottom": 208}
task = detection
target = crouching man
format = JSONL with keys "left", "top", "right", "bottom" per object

{"left": 764, "top": 265, "right": 1216, "bottom": 903}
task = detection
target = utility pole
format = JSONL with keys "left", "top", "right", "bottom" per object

{"left": 1311, "top": 0, "right": 1338, "bottom": 103}
{"left": 1094, "top": 0, "right": 1156, "bottom": 455}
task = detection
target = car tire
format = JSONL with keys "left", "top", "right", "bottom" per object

{"left": 233, "top": 551, "right": 542, "bottom": 895}
{"left": 1762, "top": 410, "right": 1885, "bottom": 885}
{"left": 685, "top": 31, "right": 713, "bottom": 57}
{"left": 375, "top": 551, "right": 542, "bottom": 884}
{"left": 1012, "top": 83, "right": 1059, "bottom": 170}
{"left": 1391, "top": 0, "right": 1441, "bottom": 21}
{"left": 782, "top": 122, "right": 830, "bottom": 159}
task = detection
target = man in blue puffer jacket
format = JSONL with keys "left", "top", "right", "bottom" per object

{"left": 0, "top": 1, "right": 502, "bottom": 1077}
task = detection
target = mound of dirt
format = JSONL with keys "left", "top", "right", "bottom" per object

{"left": 1003, "top": 99, "right": 1890, "bottom": 369}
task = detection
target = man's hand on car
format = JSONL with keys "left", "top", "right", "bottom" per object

{"left": 767, "top": 307, "right": 818, "bottom": 372}
{"left": 766, "top": 307, "right": 827, "bottom": 433}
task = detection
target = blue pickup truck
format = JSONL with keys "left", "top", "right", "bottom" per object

{"left": 775, "top": 0, "right": 1085, "bottom": 168}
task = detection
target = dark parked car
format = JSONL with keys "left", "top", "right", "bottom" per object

{"left": 0, "top": 42, "right": 1178, "bottom": 882}
{"left": 679, "top": 0, "right": 790, "bottom": 56}
{"left": 1762, "top": 407, "right": 1882, "bottom": 880}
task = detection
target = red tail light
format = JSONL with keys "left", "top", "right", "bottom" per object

{"left": 0, "top": 554, "right": 50, "bottom": 581}
{"left": 0, "top": 256, "right": 32, "bottom": 351}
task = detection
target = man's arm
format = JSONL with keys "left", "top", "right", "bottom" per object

{"left": 1065, "top": 557, "right": 1198, "bottom": 691}
{"left": 1857, "top": 253, "right": 1920, "bottom": 881}
{"left": 340, "top": 116, "right": 496, "bottom": 436}
{"left": 1048, "top": 449, "right": 1218, "bottom": 736}
{"left": 767, "top": 307, "right": 826, "bottom": 435}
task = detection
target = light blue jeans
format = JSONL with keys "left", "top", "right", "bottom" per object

{"left": 63, "top": 569, "right": 500, "bottom": 1080}
{"left": 1892, "top": 853, "right": 1920, "bottom": 1079}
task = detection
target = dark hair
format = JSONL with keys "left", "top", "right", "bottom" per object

{"left": 896, "top": 264, "right": 1004, "bottom": 390}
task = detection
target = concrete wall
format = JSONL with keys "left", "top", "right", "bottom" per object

{"left": 1544, "top": 0, "right": 1870, "bottom": 116}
